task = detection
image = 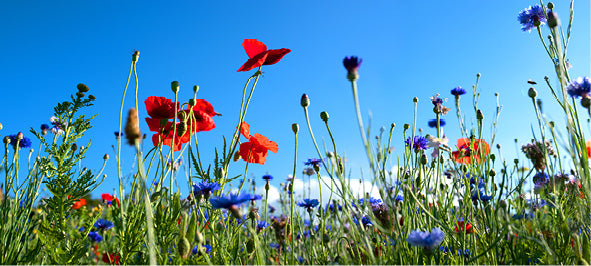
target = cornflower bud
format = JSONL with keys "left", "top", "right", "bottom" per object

{"left": 300, "top": 93, "right": 310, "bottom": 108}
{"left": 88, "top": 95, "right": 96, "bottom": 100}
{"left": 171, "top": 81, "right": 180, "bottom": 94}
{"left": 403, "top": 124, "right": 410, "bottom": 130}
{"left": 547, "top": 11, "right": 559, "bottom": 28}
{"left": 189, "top": 98, "right": 196, "bottom": 107}
{"left": 76, "top": 92, "right": 85, "bottom": 98}
{"left": 581, "top": 96, "right": 591, "bottom": 109}
{"left": 320, "top": 111, "right": 329, "bottom": 122}
{"left": 413, "top": 97, "right": 418, "bottom": 103}
{"left": 71, "top": 143, "right": 77, "bottom": 152}
{"left": 489, "top": 169, "right": 496, "bottom": 177}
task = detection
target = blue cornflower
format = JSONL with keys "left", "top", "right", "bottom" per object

{"left": 566, "top": 77, "right": 591, "bottom": 98}
{"left": 257, "top": 221, "right": 269, "bottom": 231}
{"left": 512, "top": 211, "right": 534, "bottom": 220}
{"left": 209, "top": 193, "right": 258, "bottom": 209}
{"left": 8, "top": 134, "right": 32, "bottom": 149}
{"left": 114, "top": 131, "right": 123, "bottom": 138}
{"left": 40, "top": 124, "right": 50, "bottom": 135}
{"left": 533, "top": 172, "right": 550, "bottom": 185}
{"left": 361, "top": 216, "right": 373, "bottom": 227}
{"left": 269, "top": 243, "right": 281, "bottom": 249}
{"left": 49, "top": 116, "right": 66, "bottom": 135}
{"left": 262, "top": 174, "right": 274, "bottom": 180}
{"left": 192, "top": 244, "right": 212, "bottom": 255}
{"left": 88, "top": 231, "right": 103, "bottom": 242}
{"left": 518, "top": 5, "right": 547, "bottom": 32}
{"left": 471, "top": 190, "right": 492, "bottom": 203}
{"left": 394, "top": 195, "right": 404, "bottom": 202}
{"left": 428, "top": 119, "right": 446, "bottom": 128}
{"left": 406, "top": 228, "right": 445, "bottom": 250}
{"left": 78, "top": 227, "right": 85, "bottom": 232}
{"left": 343, "top": 56, "right": 362, "bottom": 76}
{"left": 326, "top": 203, "right": 342, "bottom": 212}
{"left": 405, "top": 136, "right": 428, "bottom": 152}
{"left": 304, "top": 158, "right": 323, "bottom": 168}
{"left": 192, "top": 181, "right": 221, "bottom": 198}
{"left": 94, "top": 219, "right": 114, "bottom": 230}
{"left": 451, "top": 86, "right": 466, "bottom": 96}
{"left": 297, "top": 199, "right": 319, "bottom": 210}
{"left": 298, "top": 257, "right": 306, "bottom": 264}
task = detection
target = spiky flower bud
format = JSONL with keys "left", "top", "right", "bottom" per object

{"left": 71, "top": 143, "right": 77, "bottom": 152}
{"left": 124, "top": 108, "right": 141, "bottom": 146}
{"left": 177, "top": 122, "right": 187, "bottom": 137}
{"left": 403, "top": 124, "right": 410, "bottom": 130}
{"left": 171, "top": 81, "right": 180, "bottom": 94}
{"left": 77, "top": 83, "right": 90, "bottom": 93}
{"left": 320, "top": 111, "right": 329, "bottom": 122}
{"left": 233, "top": 151, "right": 241, "bottom": 162}
{"left": 292, "top": 123, "right": 299, "bottom": 134}
{"left": 420, "top": 154, "right": 428, "bottom": 165}
{"left": 189, "top": 98, "right": 196, "bottom": 107}
{"left": 547, "top": 2, "right": 554, "bottom": 9}
{"left": 489, "top": 169, "right": 496, "bottom": 177}
{"left": 300, "top": 93, "right": 310, "bottom": 108}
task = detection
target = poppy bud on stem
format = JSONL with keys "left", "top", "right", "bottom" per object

{"left": 300, "top": 94, "right": 310, "bottom": 108}
{"left": 320, "top": 111, "right": 329, "bottom": 122}
{"left": 171, "top": 81, "right": 180, "bottom": 94}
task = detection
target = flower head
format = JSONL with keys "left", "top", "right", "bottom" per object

{"left": 297, "top": 198, "right": 319, "bottom": 210}
{"left": 452, "top": 138, "right": 490, "bottom": 164}
{"left": 406, "top": 228, "right": 445, "bottom": 250}
{"left": 518, "top": 5, "right": 547, "bottom": 32}
{"left": 102, "top": 252, "right": 120, "bottom": 265}
{"left": 49, "top": 116, "right": 66, "bottom": 135}
{"left": 94, "top": 219, "right": 115, "bottom": 230}
{"left": 71, "top": 198, "right": 86, "bottom": 209}
{"left": 454, "top": 220, "right": 473, "bottom": 234}
{"left": 88, "top": 231, "right": 103, "bottom": 242}
{"left": 343, "top": 56, "right": 362, "bottom": 80}
{"left": 428, "top": 119, "right": 446, "bottom": 128}
{"left": 451, "top": 86, "right": 466, "bottom": 97}
{"left": 237, "top": 39, "right": 291, "bottom": 72}
{"left": 192, "top": 181, "right": 221, "bottom": 199}
{"left": 521, "top": 140, "right": 555, "bottom": 171}
{"left": 304, "top": 158, "right": 323, "bottom": 168}
{"left": 262, "top": 174, "right": 274, "bottom": 180}
{"left": 209, "top": 193, "right": 258, "bottom": 209}
{"left": 8, "top": 133, "right": 32, "bottom": 149}
{"left": 566, "top": 77, "right": 591, "bottom": 98}
{"left": 238, "top": 122, "right": 279, "bottom": 165}
{"left": 426, "top": 135, "right": 449, "bottom": 159}
{"left": 430, "top": 94, "right": 450, "bottom": 115}
{"left": 405, "top": 135, "right": 428, "bottom": 152}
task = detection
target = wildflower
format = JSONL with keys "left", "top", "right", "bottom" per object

{"left": 210, "top": 193, "right": 260, "bottom": 218}
{"left": 269, "top": 243, "right": 281, "bottom": 249}
{"left": 532, "top": 172, "right": 550, "bottom": 186}
{"left": 192, "top": 181, "right": 221, "bottom": 199}
{"left": 426, "top": 135, "right": 449, "bottom": 159}
{"left": 71, "top": 198, "right": 86, "bottom": 209}
{"left": 144, "top": 96, "right": 177, "bottom": 131}
{"left": 102, "top": 252, "right": 120, "bottom": 265}
{"left": 454, "top": 220, "right": 473, "bottom": 234}
{"left": 361, "top": 216, "right": 373, "bottom": 227}
{"left": 304, "top": 158, "right": 323, "bottom": 168}
{"left": 586, "top": 140, "right": 591, "bottom": 157}
{"left": 343, "top": 56, "right": 362, "bottom": 81}
{"left": 262, "top": 174, "right": 274, "bottom": 180}
{"left": 471, "top": 190, "right": 492, "bottom": 204}
{"left": 114, "top": 131, "right": 123, "bottom": 139}
{"left": 406, "top": 228, "right": 445, "bottom": 250}
{"left": 192, "top": 244, "right": 212, "bottom": 255}
{"left": 40, "top": 124, "right": 50, "bottom": 135}
{"left": 405, "top": 135, "right": 428, "bottom": 152}
{"left": 430, "top": 94, "right": 450, "bottom": 115}
{"left": 257, "top": 220, "right": 269, "bottom": 231}
{"left": 88, "top": 231, "right": 103, "bottom": 242}
{"left": 428, "top": 119, "right": 446, "bottom": 128}
{"left": 238, "top": 122, "right": 279, "bottom": 165}
{"left": 297, "top": 199, "right": 320, "bottom": 211}
{"left": 237, "top": 39, "right": 291, "bottom": 72}
{"left": 521, "top": 140, "right": 555, "bottom": 171}
{"left": 94, "top": 219, "right": 114, "bottom": 231}
{"left": 8, "top": 133, "right": 32, "bottom": 149}
{"left": 566, "top": 77, "right": 591, "bottom": 98}
{"left": 452, "top": 138, "right": 490, "bottom": 164}
{"left": 326, "top": 203, "right": 342, "bottom": 212}
{"left": 451, "top": 86, "right": 466, "bottom": 97}
{"left": 179, "top": 99, "right": 217, "bottom": 133}
{"left": 303, "top": 167, "right": 315, "bottom": 176}
{"left": 49, "top": 116, "right": 66, "bottom": 135}
{"left": 518, "top": 5, "right": 547, "bottom": 32}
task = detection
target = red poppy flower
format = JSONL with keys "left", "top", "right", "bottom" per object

{"left": 452, "top": 138, "right": 490, "bottom": 164}
{"left": 71, "top": 198, "right": 86, "bottom": 209}
{"left": 151, "top": 121, "right": 192, "bottom": 152}
{"left": 238, "top": 122, "right": 278, "bottom": 165}
{"left": 237, "top": 39, "right": 291, "bottom": 72}
{"left": 102, "top": 252, "right": 120, "bottom": 265}
{"left": 454, "top": 221, "right": 473, "bottom": 234}
{"left": 144, "top": 96, "right": 179, "bottom": 132}
{"left": 181, "top": 99, "right": 217, "bottom": 133}
{"left": 101, "top": 193, "right": 113, "bottom": 202}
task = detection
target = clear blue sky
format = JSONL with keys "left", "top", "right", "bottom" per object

{"left": 1, "top": 1, "right": 589, "bottom": 199}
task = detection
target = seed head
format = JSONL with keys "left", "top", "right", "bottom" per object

{"left": 124, "top": 108, "right": 141, "bottom": 146}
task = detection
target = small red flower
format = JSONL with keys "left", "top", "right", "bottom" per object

{"left": 238, "top": 122, "right": 278, "bottom": 165}
{"left": 454, "top": 221, "right": 473, "bottom": 234}
{"left": 101, "top": 193, "right": 113, "bottom": 202}
{"left": 452, "top": 138, "right": 490, "bottom": 164}
{"left": 144, "top": 96, "right": 179, "bottom": 132}
{"left": 237, "top": 39, "right": 291, "bottom": 72}
{"left": 102, "top": 252, "right": 120, "bottom": 265}
{"left": 71, "top": 198, "right": 86, "bottom": 209}
{"left": 151, "top": 121, "right": 192, "bottom": 152}
{"left": 182, "top": 99, "right": 217, "bottom": 133}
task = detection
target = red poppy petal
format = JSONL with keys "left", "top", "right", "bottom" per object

{"left": 189, "top": 111, "right": 216, "bottom": 132}
{"left": 145, "top": 96, "right": 177, "bottom": 119}
{"left": 252, "top": 133, "right": 278, "bottom": 153}
{"left": 239, "top": 142, "right": 269, "bottom": 165}
{"left": 263, "top": 48, "right": 291, "bottom": 65}
{"left": 146, "top": 117, "right": 166, "bottom": 132}
{"left": 239, "top": 122, "right": 251, "bottom": 139}
{"left": 242, "top": 39, "right": 267, "bottom": 58}
{"left": 237, "top": 52, "right": 269, "bottom": 72}
{"left": 192, "top": 99, "right": 216, "bottom": 117}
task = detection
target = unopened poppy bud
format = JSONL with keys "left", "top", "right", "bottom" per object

{"left": 233, "top": 151, "right": 241, "bottom": 162}
{"left": 528, "top": 87, "right": 537, "bottom": 98}
{"left": 413, "top": 97, "right": 418, "bottom": 103}
{"left": 547, "top": 11, "right": 559, "bottom": 28}
{"left": 391, "top": 122, "right": 396, "bottom": 129}
{"left": 300, "top": 94, "right": 310, "bottom": 108}
{"left": 177, "top": 122, "right": 187, "bottom": 137}
{"left": 548, "top": 121, "right": 555, "bottom": 128}
{"left": 88, "top": 95, "right": 96, "bottom": 100}
{"left": 489, "top": 169, "right": 496, "bottom": 177}
{"left": 171, "top": 81, "right": 180, "bottom": 93}
{"left": 77, "top": 83, "right": 90, "bottom": 93}
{"left": 490, "top": 154, "right": 496, "bottom": 161}
{"left": 581, "top": 96, "right": 591, "bottom": 108}
{"left": 4, "top": 136, "right": 10, "bottom": 144}
{"left": 71, "top": 143, "right": 77, "bottom": 152}
{"left": 132, "top": 50, "right": 140, "bottom": 62}
{"left": 477, "top": 73, "right": 481, "bottom": 78}
{"left": 193, "top": 85, "right": 199, "bottom": 94}
{"left": 103, "top": 154, "right": 109, "bottom": 160}
{"left": 124, "top": 108, "right": 141, "bottom": 146}
{"left": 514, "top": 159, "right": 519, "bottom": 164}
{"left": 547, "top": 2, "right": 554, "bottom": 9}
{"left": 292, "top": 123, "right": 299, "bottom": 134}
{"left": 403, "top": 124, "right": 410, "bottom": 130}
{"left": 189, "top": 99, "right": 196, "bottom": 107}
{"left": 320, "top": 111, "right": 329, "bottom": 122}
{"left": 420, "top": 154, "right": 428, "bottom": 165}
{"left": 476, "top": 109, "right": 484, "bottom": 120}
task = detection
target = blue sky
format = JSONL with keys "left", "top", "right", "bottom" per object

{"left": 1, "top": 1, "right": 589, "bottom": 200}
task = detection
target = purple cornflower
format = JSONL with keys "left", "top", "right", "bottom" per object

{"left": 297, "top": 198, "right": 319, "bottom": 210}
{"left": 304, "top": 158, "right": 323, "bottom": 168}
{"left": 192, "top": 181, "right": 221, "bottom": 199}
{"left": 451, "top": 86, "right": 466, "bottom": 96}
{"left": 94, "top": 219, "right": 114, "bottom": 230}
{"left": 343, "top": 56, "right": 362, "bottom": 80}
{"left": 262, "top": 174, "right": 274, "bottom": 180}
{"left": 114, "top": 131, "right": 123, "bottom": 139}
{"left": 430, "top": 94, "right": 450, "bottom": 115}
{"left": 518, "top": 5, "right": 547, "bottom": 32}
{"left": 40, "top": 124, "right": 50, "bottom": 135}
{"left": 566, "top": 77, "right": 591, "bottom": 98}
{"left": 406, "top": 228, "right": 445, "bottom": 250}
{"left": 88, "top": 231, "right": 103, "bottom": 242}
{"left": 405, "top": 136, "right": 428, "bottom": 152}
{"left": 8, "top": 133, "right": 32, "bottom": 149}
{"left": 428, "top": 119, "right": 446, "bottom": 128}
{"left": 209, "top": 193, "right": 256, "bottom": 209}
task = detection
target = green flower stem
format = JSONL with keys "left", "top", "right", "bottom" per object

{"left": 349, "top": 79, "right": 376, "bottom": 174}
{"left": 290, "top": 127, "right": 298, "bottom": 264}
{"left": 134, "top": 142, "right": 157, "bottom": 265}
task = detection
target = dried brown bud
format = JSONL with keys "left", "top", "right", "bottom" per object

{"left": 124, "top": 108, "right": 141, "bottom": 145}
